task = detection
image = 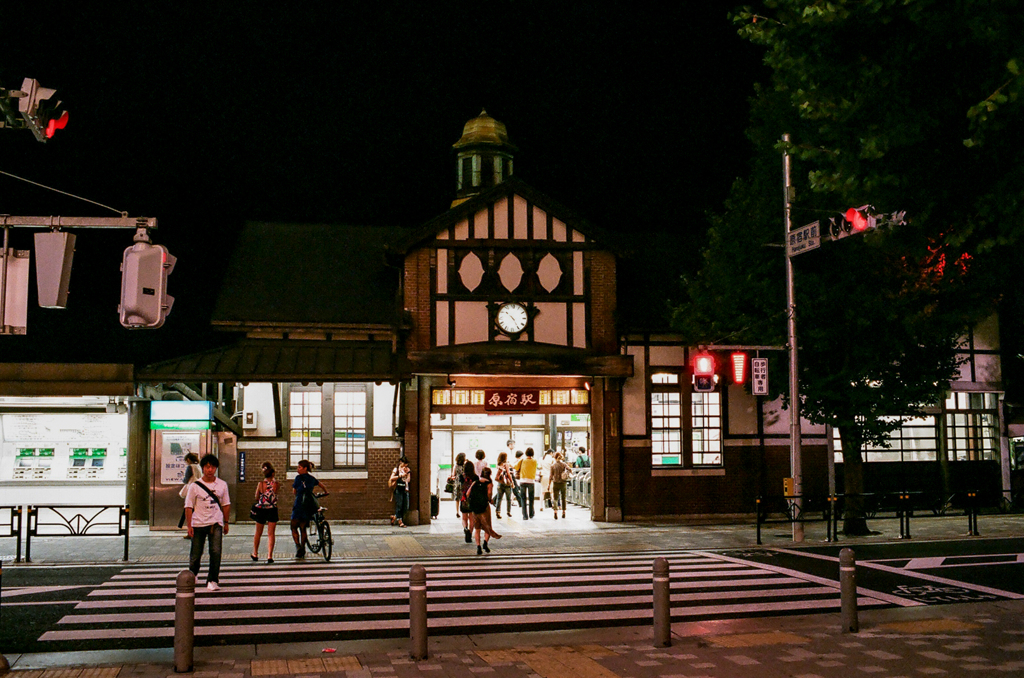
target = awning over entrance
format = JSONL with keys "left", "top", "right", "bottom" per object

{"left": 137, "top": 340, "right": 398, "bottom": 383}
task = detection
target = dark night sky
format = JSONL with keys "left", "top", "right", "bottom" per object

{"left": 1, "top": 4, "right": 766, "bottom": 364}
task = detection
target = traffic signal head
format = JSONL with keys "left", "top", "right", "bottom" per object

{"left": 828, "top": 205, "right": 876, "bottom": 241}
{"left": 692, "top": 352, "right": 718, "bottom": 392}
{"left": 17, "top": 78, "right": 68, "bottom": 142}
{"left": 119, "top": 242, "right": 176, "bottom": 328}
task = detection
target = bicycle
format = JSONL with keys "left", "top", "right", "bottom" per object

{"left": 304, "top": 491, "right": 333, "bottom": 562}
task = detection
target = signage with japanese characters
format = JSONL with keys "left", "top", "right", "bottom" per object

{"left": 484, "top": 389, "right": 541, "bottom": 411}
{"left": 751, "top": 358, "right": 769, "bottom": 396}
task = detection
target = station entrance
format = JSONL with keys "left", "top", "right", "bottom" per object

{"left": 429, "top": 412, "right": 592, "bottom": 518}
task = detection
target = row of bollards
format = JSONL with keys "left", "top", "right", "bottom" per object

{"left": 168, "top": 550, "right": 862, "bottom": 669}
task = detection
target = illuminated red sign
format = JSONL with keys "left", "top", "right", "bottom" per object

{"left": 484, "top": 389, "right": 541, "bottom": 411}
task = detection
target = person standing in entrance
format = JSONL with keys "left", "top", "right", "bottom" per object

{"left": 516, "top": 447, "right": 538, "bottom": 520}
{"left": 539, "top": 449, "right": 554, "bottom": 511}
{"left": 494, "top": 451, "right": 515, "bottom": 519}
{"left": 290, "top": 459, "right": 325, "bottom": 559}
{"left": 251, "top": 461, "right": 279, "bottom": 563}
{"left": 390, "top": 457, "right": 411, "bottom": 527}
{"left": 549, "top": 451, "right": 571, "bottom": 520}
{"left": 184, "top": 454, "right": 231, "bottom": 591}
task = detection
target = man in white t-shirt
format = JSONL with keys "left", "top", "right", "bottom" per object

{"left": 185, "top": 454, "right": 231, "bottom": 591}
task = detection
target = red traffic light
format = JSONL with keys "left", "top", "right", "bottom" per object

{"left": 845, "top": 207, "right": 870, "bottom": 232}
{"left": 45, "top": 110, "right": 69, "bottom": 138}
{"left": 693, "top": 352, "right": 715, "bottom": 376}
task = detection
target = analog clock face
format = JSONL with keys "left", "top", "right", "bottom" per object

{"left": 496, "top": 302, "right": 529, "bottom": 334}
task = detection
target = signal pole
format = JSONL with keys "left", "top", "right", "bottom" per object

{"left": 782, "top": 133, "right": 804, "bottom": 542}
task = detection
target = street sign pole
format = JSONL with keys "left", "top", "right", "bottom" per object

{"left": 782, "top": 134, "right": 803, "bottom": 543}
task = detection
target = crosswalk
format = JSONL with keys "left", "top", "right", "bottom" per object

{"left": 38, "top": 549, "right": 899, "bottom": 647}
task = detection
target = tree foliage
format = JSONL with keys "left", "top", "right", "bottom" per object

{"left": 674, "top": 0, "right": 1022, "bottom": 532}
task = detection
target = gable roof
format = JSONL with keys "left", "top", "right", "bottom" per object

{"left": 385, "top": 176, "right": 624, "bottom": 261}
{"left": 212, "top": 222, "right": 407, "bottom": 329}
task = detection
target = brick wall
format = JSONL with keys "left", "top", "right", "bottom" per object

{"left": 403, "top": 248, "right": 432, "bottom": 351}
{"left": 236, "top": 447, "right": 403, "bottom": 523}
{"left": 620, "top": 442, "right": 830, "bottom": 516}
{"left": 588, "top": 251, "right": 617, "bottom": 353}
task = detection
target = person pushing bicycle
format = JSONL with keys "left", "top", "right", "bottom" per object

{"left": 290, "top": 459, "right": 327, "bottom": 558}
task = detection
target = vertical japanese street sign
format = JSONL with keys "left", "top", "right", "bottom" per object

{"left": 751, "top": 358, "right": 769, "bottom": 396}
{"left": 787, "top": 220, "right": 821, "bottom": 257}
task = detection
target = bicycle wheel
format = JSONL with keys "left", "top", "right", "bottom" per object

{"left": 306, "top": 517, "right": 323, "bottom": 553}
{"left": 319, "top": 520, "right": 333, "bottom": 562}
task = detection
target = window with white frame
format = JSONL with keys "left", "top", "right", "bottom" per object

{"left": 289, "top": 389, "right": 322, "bottom": 468}
{"left": 334, "top": 390, "right": 367, "bottom": 467}
{"left": 833, "top": 416, "right": 938, "bottom": 462}
{"left": 651, "top": 373, "right": 683, "bottom": 465}
{"left": 651, "top": 371, "right": 723, "bottom": 468}
{"left": 692, "top": 392, "right": 722, "bottom": 466}
{"left": 945, "top": 392, "right": 999, "bottom": 461}
{"left": 288, "top": 384, "right": 369, "bottom": 470}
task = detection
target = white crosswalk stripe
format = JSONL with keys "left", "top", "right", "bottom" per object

{"left": 38, "top": 550, "right": 891, "bottom": 645}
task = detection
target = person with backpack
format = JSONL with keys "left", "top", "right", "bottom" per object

{"left": 493, "top": 451, "right": 516, "bottom": 519}
{"left": 549, "top": 451, "right": 572, "bottom": 520}
{"left": 467, "top": 466, "right": 501, "bottom": 554}
{"left": 184, "top": 454, "right": 231, "bottom": 591}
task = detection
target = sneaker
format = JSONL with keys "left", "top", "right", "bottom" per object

{"left": 206, "top": 581, "right": 220, "bottom": 591}
{"left": 495, "top": 512, "right": 501, "bottom": 519}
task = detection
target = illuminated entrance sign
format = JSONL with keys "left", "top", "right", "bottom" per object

{"left": 484, "top": 389, "right": 541, "bottom": 411}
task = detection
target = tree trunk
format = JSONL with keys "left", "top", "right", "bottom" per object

{"left": 842, "top": 438, "right": 871, "bottom": 535}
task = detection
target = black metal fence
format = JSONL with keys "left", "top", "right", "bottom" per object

{"left": 21, "top": 504, "right": 130, "bottom": 563}
{"left": 0, "top": 506, "right": 23, "bottom": 562}
{"left": 755, "top": 491, "right": 986, "bottom": 545}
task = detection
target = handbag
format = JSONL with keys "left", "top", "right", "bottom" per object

{"left": 444, "top": 477, "right": 455, "bottom": 494}
{"left": 249, "top": 503, "right": 260, "bottom": 519}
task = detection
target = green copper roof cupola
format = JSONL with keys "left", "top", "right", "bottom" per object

{"left": 451, "top": 109, "right": 517, "bottom": 207}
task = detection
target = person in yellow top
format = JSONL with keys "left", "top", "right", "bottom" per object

{"left": 515, "top": 447, "right": 538, "bottom": 520}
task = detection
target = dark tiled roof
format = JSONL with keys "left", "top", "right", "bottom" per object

{"left": 137, "top": 340, "right": 397, "bottom": 382}
{"left": 212, "top": 222, "right": 407, "bottom": 326}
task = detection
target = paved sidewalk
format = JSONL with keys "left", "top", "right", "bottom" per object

{"left": 4, "top": 600, "right": 1024, "bottom": 677}
{"left": 3, "top": 505, "right": 1022, "bottom": 564}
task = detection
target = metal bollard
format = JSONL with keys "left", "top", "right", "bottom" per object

{"left": 410, "top": 564, "right": 428, "bottom": 660}
{"left": 653, "top": 557, "right": 671, "bottom": 647}
{"left": 839, "top": 548, "right": 858, "bottom": 633}
{"left": 174, "top": 570, "right": 196, "bottom": 672}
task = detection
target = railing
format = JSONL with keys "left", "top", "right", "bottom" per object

{"left": 0, "top": 506, "right": 23, "bottom": 562}
{"left": 25, "top": 504, "right": 130, "bottom": 563}
{"left": 755, "top": 491, "right": 985, "bottom": 545}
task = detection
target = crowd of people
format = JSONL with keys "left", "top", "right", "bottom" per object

{"left": 446, "top": 443, "right": 589, "bottom": 553}
{"left": 179, "top": 444, "right": 588, "bottom": 589}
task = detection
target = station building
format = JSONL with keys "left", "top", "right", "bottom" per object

{"left": 2, "top": 111, "right": 1015, "bottom": 526}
